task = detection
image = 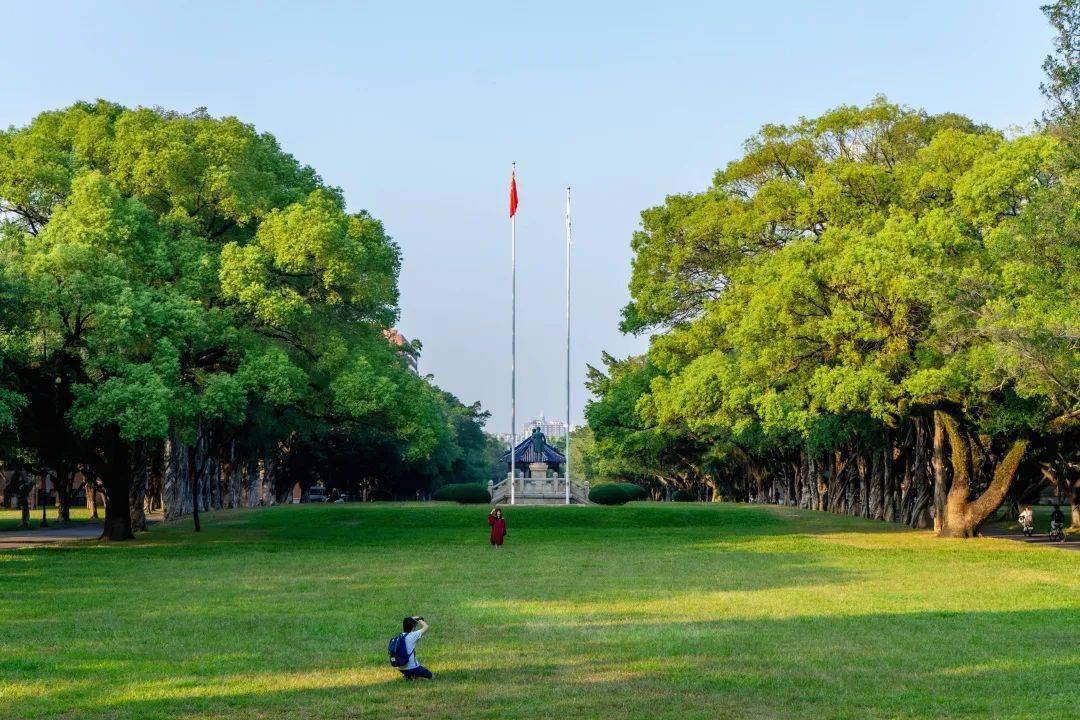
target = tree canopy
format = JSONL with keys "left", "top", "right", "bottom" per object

{"left": 592, "top": 65, "right": 1078, "bottom": 533}
{"left": 0, "top": 101, "right": 492, "bottom": 537}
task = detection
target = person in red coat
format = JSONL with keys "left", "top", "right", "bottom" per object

{"left": 488, "top": 507, "right": 507, "bottom": 548}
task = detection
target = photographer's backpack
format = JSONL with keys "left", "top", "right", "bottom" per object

{"left": 387, "top": 633, "right": 411, "bottom": 667}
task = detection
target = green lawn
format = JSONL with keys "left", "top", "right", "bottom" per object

{"left": 0, "top": 505, "right": 98, "bottom": 532}
{"left": 1, "top": 503, "right": 1077, "bottom": 720}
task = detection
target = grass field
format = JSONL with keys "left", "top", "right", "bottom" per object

{"left": 1, "top": 503, "right": 1077, "bottom": 719}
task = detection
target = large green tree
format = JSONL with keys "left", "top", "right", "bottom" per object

{"left": 0, "top": 101, "right": 479, "bottom": 539}
{"left": 600, "top": 97, "right": 1078, "bottom": 536}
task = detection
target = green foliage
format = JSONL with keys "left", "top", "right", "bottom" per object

{"left": 595, "top": 97, "right": 1079, "bottom": 493}
{"left": 438, "top": 394, "right": 499, "bottom": 486}
{"left": 613, "top": 482, "right": 649, "bottom": 500}
{"left": 671, "top": 489, "right": 696, "bottom": 502}
{"left": 591, "top": 80, "right": 1080, "bottom": 514}
{"left": 431, "top": 483, "right": 491, "bottom": 504}
{"left": 585, "top": 352, "right": 712, "bottom": 489}
{"left": 588, "top": 483, "right": 633, "bottom": 505}
{"left": 566, "top": 424, "right": 598, "bottom": 481}
{"left": 0, "top": 101, "right": 490, "bottom": 520}
{"left": 1041, "top": 0, "right": 1080, "bottom": 132}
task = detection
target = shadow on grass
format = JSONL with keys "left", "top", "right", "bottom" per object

{"left": 8, "top": 608, "right": 1075, "bottom": 720}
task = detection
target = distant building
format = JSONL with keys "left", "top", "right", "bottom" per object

{"left": 383, "top": 328, "right": 418, "bottom": 373}
{"left": 492, "top": 416, "right": 575, "bottom": 447}
{"left": 524, "top": 413, "right": 569, "bottom": 440}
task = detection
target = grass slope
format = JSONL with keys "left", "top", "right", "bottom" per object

{"left": 1, "top": 503, "right": 1077, "bottom": 719}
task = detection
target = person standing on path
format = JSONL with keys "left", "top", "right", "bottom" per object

{"left": 488, "top": 507, "right": 507, "bottom": 548}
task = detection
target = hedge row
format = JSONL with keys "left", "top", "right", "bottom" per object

{"left": 588, "top": 482, "right": 648, "bottom": 505}
{"left": 431, "top": 483, "right": 491, "bottom": 504}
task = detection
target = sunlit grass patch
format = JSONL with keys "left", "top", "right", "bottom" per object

{"left": 0, "top": 506, "right": 98, "bottom": 532}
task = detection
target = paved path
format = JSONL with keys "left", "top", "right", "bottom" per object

{"left": 0, "top": 522, "right": 103, "bottom": 550}
{"left": 982, "top": 525, "right": 1078, "bottom": 551}
{"left": 0, "top": 514, "right": 165, "bottom": 550}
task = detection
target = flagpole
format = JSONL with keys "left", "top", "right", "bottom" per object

{"left": 510, "top": 163, "right": 517, "bottom": 506}
{"left": 564, "top": 186, "right": 572, "bottom": 505}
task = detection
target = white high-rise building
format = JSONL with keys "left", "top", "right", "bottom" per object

{"left": 524, "top": 412, "right": 570, "bottom": 440}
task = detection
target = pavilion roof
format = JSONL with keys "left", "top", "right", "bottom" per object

{"left": 500, "top": 428, "right": 566, "bottom": 466}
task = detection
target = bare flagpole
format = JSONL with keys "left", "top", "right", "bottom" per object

{"left": 510, "top": 163, "right": 517, "bottom": 505}
{"left": 564, "top": 186, "right": 572, "bottom": 505}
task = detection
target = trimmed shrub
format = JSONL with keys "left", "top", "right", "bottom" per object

{"left": 431, "top": 483, "right": 491, "bottom": 504}
{"left": 616, "top": 483, "right": 649, "bottom": 501}
{"left": 589, "top": 483, "right": 631, "bottom": 505}
{"left": 671, "top": 489, "right": 695, "bottom": 502}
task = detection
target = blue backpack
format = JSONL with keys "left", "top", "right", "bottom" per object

{"left": 388, "top": 633, "right": 412, "bottom": 667}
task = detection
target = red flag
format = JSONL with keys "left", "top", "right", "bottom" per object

{"left": 509, "top": 165, "right": 519, "bottom": 218}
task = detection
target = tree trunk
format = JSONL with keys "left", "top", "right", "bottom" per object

{"left": 145, "top": 444, "right": 163, "bottom": 514}
{"left": 1072, "top": 475, "right": 1080, "bottom": 529}
{"left": 245, "top": 462, "right": 259, "bottom": 507}
{"left": 86, "top": 476, "right": 100, "bottom": 519}
{"left": 936, "top": 411, "right": 1029, "bottom": 538}
{"left": 932, "top": 413, "right": 948, "bottom": 533}
{"left": 53, "top": 463, "right": 72, "bottom": 523}
{"left": 15, "top": 471, "right": 32, "bottom": 529}
{"left": 162, "top": 431, "right": 191, "bottom": 521}
{"left": 129, "top": 444, "right": 149, "bottom": 532}
{"left": 188, "top": 441, "right": 202, "bottom": 532}
{"left": 856, "top": 455, "right": 868, "bottom": 518}
{"left": 206, "top": 450, "right": 219, "bottom": 511}
{"left": 224, "top": 441, "right": 242, "bottom": 509}
{"left": 100, "top": 440, "right": 134, "bottom": 542}
{"left": 915, "top": 417, "right": 933, "bottom": 529}
{"left": 37, "top": 474, "right": 49, "bottom": 527}
{"left": 232, "top": 463, "right": 243, "bottom": 508}
{"left": 814, "top": 458, "right": 826, "bottom": 511}
{"left": 269, "top": 450, "right": 294, "bottom": 505}
{"left": 834, "top": 462, "right": 845, "bottom": 513}
{"left": 704, "top": 476, "right": 721, "bottom": 502}
{"left": 789, "top": 465, "right": 797, "bottom": 506}
{"left": 883, "top": 445, "right": 896, "bottom": 523}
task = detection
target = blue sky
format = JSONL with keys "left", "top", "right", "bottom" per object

{"left": 0, "top": 1, "right": 1054, "bottom": 434}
